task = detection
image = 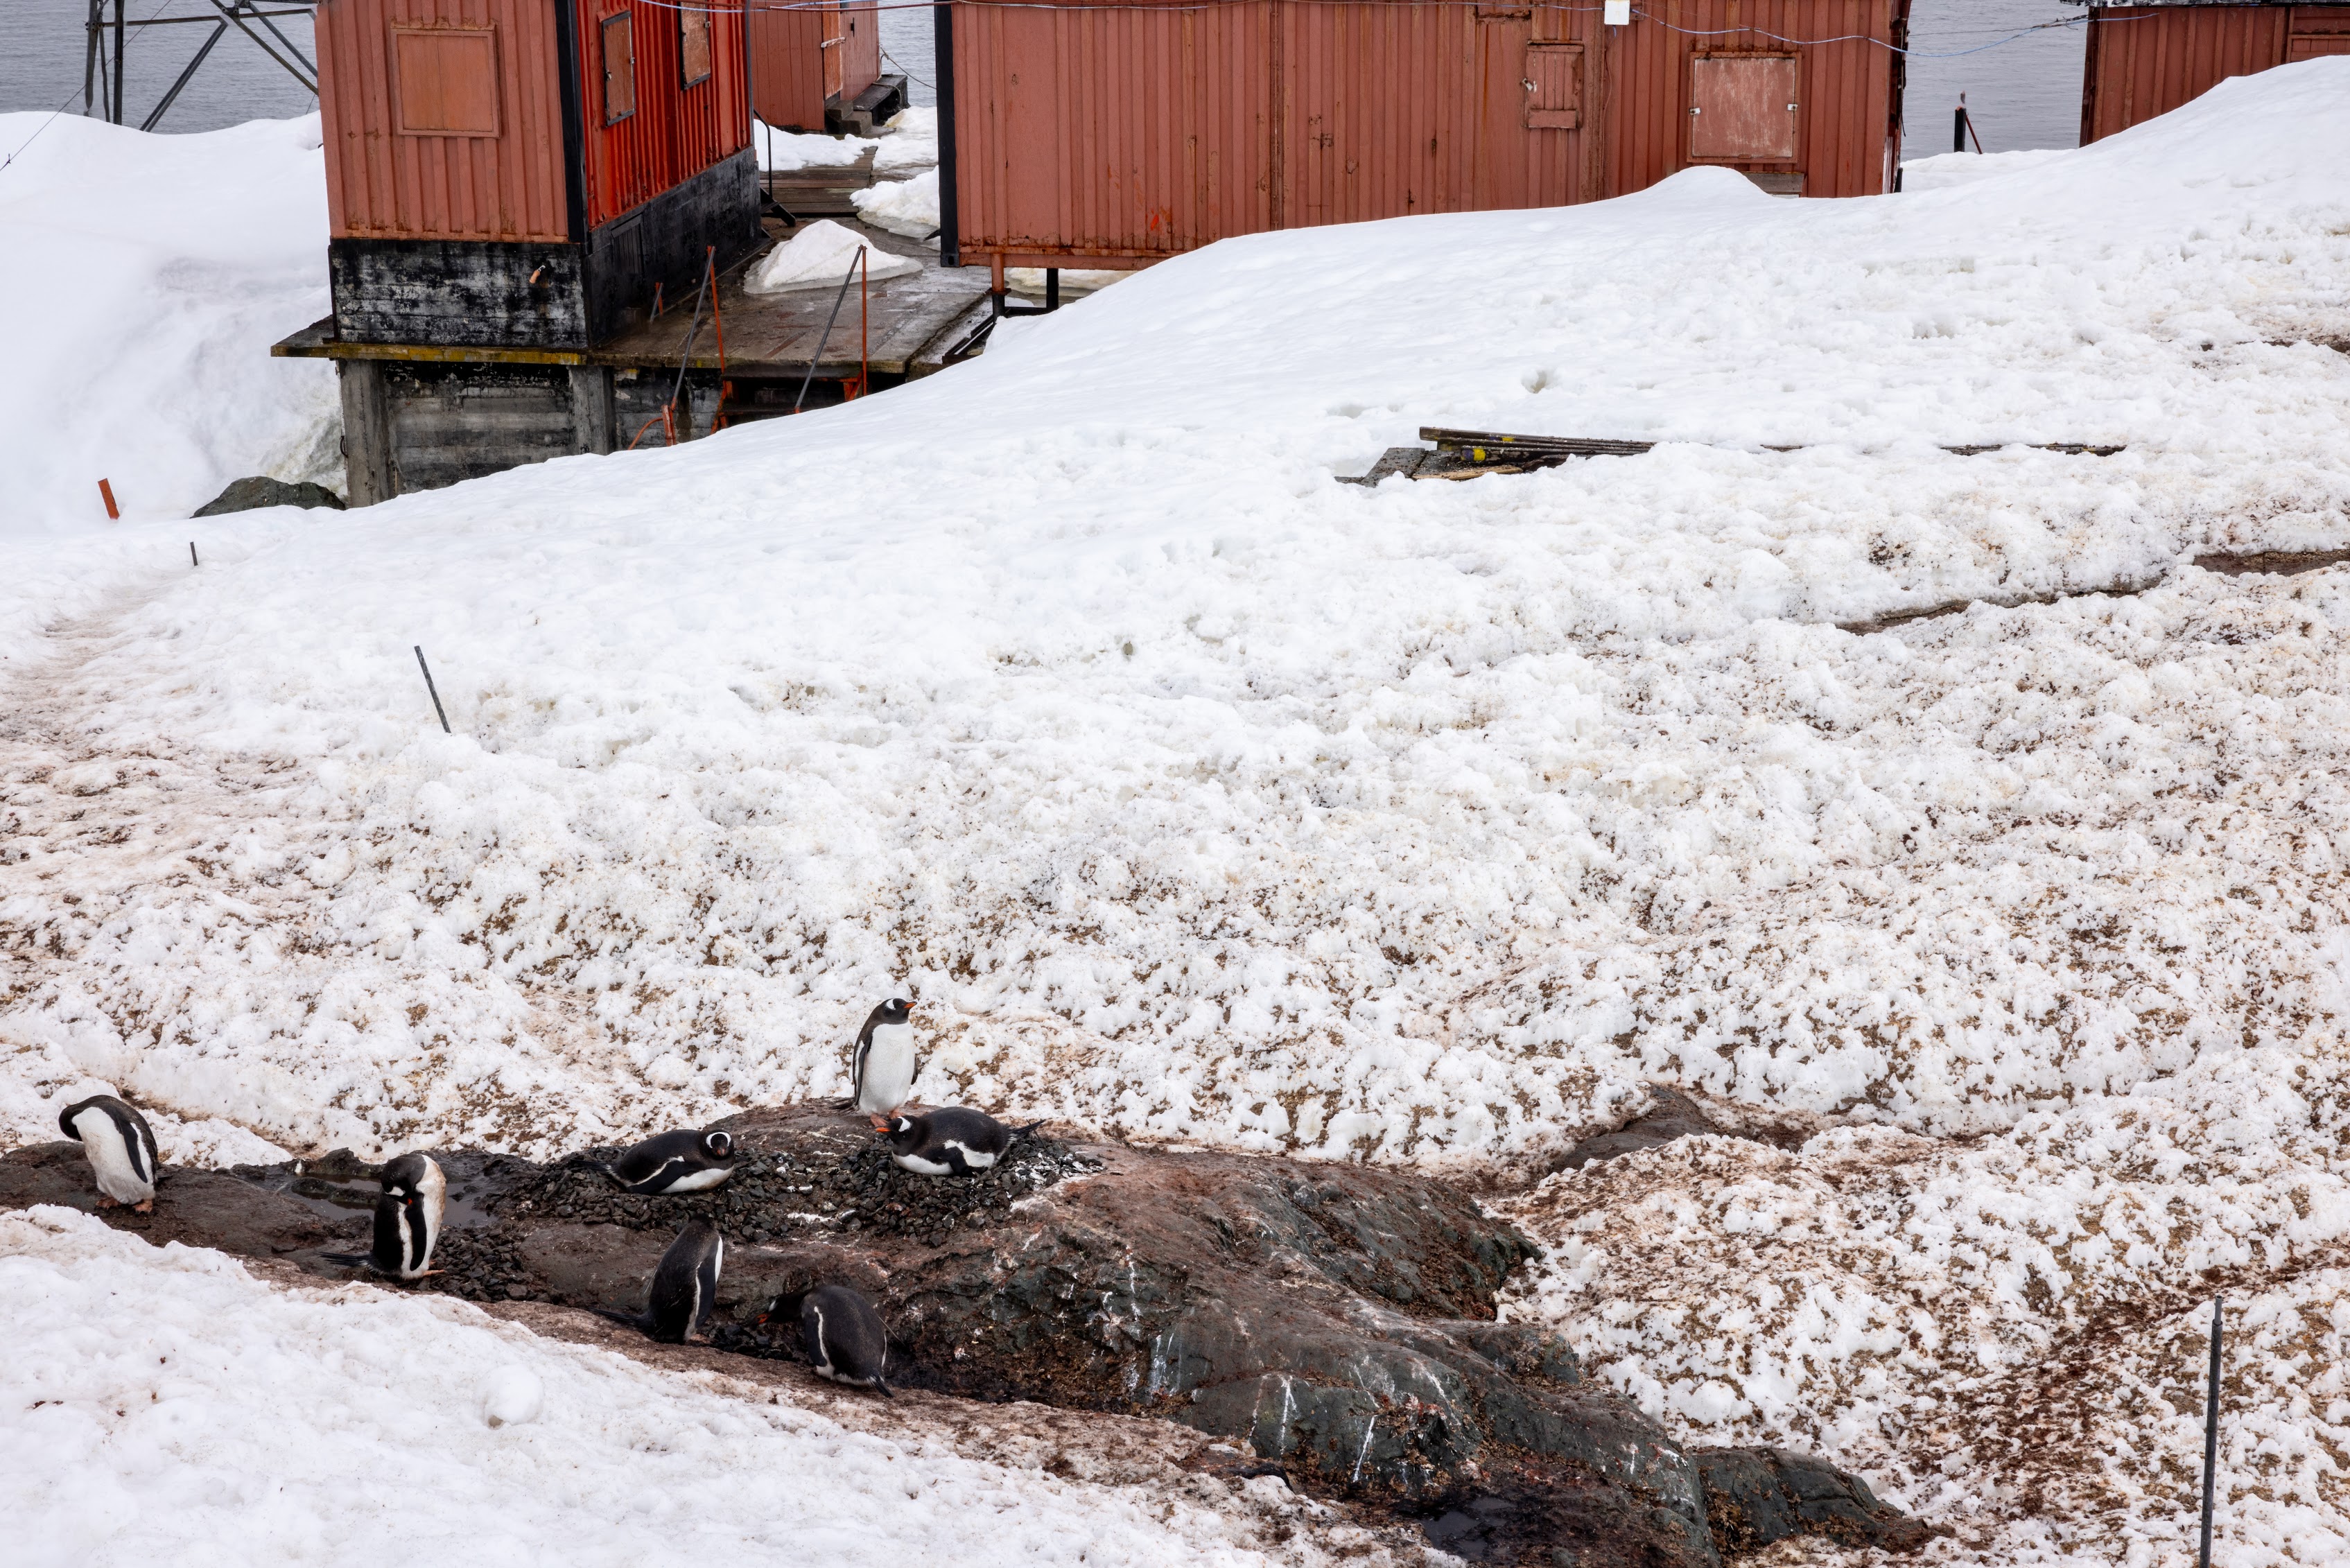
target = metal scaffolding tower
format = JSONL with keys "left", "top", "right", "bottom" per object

{"left": 83, "top": 0, "right": 322, "bottom": 132}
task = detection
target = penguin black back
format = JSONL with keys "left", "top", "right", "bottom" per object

{"left": 873, "top": 1106, "right": 1030, "bottom": 1177}
{"left": 801, "top": 1284, "right": 892, "bottom": 1397}
{"left": 595, "top": 1219, "right": 725, "bottom": 1343}
{"left": 604, "top": 1128, "right": 737, "bottom": 1195}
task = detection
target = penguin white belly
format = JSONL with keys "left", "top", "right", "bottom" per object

{"left": 890, "top": 1151, "right": 955, "bottom": 1177}
{"left": 857, "top": 1025, "right": 918, "bottom": 1113}
{"left": 73, "top": 1108, "right": 154, "bottom": 1205}
{"left": 663, "top": 1165, "right": 733, "bottom": 1193}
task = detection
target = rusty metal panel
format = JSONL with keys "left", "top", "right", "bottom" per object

{"left": 950, "top": 0, "right": 1902, "bottom": 267}
{"left": 577, "top": 0, "right": 752, "bottom": 229}
{"left": 1689, "top": 53, "right": 1798, "bottom": 162}
{"left": 749, "top": 3, "right": 829, "bottom": 128}
{"left": 317, "top": 0, "right": 569, "bottom": 241}
{"left": 680, "top": 3, "right": 714, "bottom": 85}
{"left": 2082, "top": 5, "right": 2292, "bottom": 144}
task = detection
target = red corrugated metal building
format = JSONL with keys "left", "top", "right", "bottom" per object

{"left": 935, "top": 0, "right": 1914, "bottom": 283}
{"left": 2075, "top": 1, "right": 2350, "bottom": 143}
{"left": 315, "top": 0, "right": 760, "bottom": 347}
{"left": 751, "top": 0, "right": 900, "bottom": 132}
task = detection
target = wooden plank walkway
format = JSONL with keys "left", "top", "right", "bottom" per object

{"left": 609, "top": 216, "right": 982, "bottom": 382}
{"left": 273, "top": 215, "right": 989, "bottom": 384}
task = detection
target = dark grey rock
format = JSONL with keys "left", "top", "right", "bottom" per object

{"left": 1693, "top": 1446, "right": 1935, "bottom": 1556}
{"left": 193, "top": 476, "right": 346, "bottom": 516}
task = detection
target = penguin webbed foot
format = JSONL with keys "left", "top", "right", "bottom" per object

{"left": 133, "top": 1201, "right": 154, "bottom": 1214}
{"left": 96, "top": 1195, "right": 119, "bottom": 1209}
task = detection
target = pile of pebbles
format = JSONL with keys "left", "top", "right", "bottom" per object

{"left": 428, "top": 1226, "right": 537, "bottom": 1303}
{"left": 494, "top": 1125, "right": 1102, "bottom": 1248}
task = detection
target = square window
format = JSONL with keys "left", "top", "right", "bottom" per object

{"left": 392, "top": 28, "right": 499, "bottom": 137}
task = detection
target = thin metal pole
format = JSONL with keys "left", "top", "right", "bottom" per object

{"left": 113, "top": 0, "right": 128, "bottom": 125}
{"left": 932, "top": 0, "right": 957, "bottom": 267}
{"left": 414, "top": 646, "right": 451, "bottom": 734}
{"left": 2198, "top": 1296, "right": 2223, "bottom": 1568}
{"left": 793, "top": 248, "right": 864, "bottom": 413}
{"left": 85, "top": 0, "right": 103, "bottom": 116}
{"left": 143, "top": 21, "right": 230, "bottom": 132}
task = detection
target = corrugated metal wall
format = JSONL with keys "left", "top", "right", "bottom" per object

{"left": 318, "top": 0, "right": 571, "bottom": 241}
{"left": 751, "top": 1, "right": 831, "bottom": 128}
{"left": 2081, "top": 4, "right": 2350, "bottom": 143}
{"left": 837, "top": 0, "right": 883, "bottom": 101}
{"left": 750, "top": 0, "right": 880, "bottom": 128}
{"left": 953, "top": 0, "right": 1905, "bottom": 267}
{"left": 579, "top": 0, "right": 752, "bottom": 228}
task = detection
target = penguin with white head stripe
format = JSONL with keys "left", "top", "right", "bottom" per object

{"left": 870, "top": 1106, "right": 1039, "bottom": 1177}
{"left": 58, "top": 1095, "right": 160, "bottom": 1212}
{"left": 603, "top": 1127, "right": 736, "bottom": 1195}
{"left": 851, "top": 998, "right": 919, "bottom": 1117}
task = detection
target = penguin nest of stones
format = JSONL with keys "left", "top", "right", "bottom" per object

{"left": 504, "top": 1129, "right": 1099, "bottom": 1246}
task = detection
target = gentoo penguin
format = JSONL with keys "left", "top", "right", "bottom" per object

{"left": 57, "top": 1095, "right": 161, "bottom": 1212}
{"left": 799, "top": 1284, "right": 893, "bottom": 1397}
{"left": 603, "top": 1128, "right": 736, "bottom": 1195}
{"left": 325, "top": 1152, "right": 446, "bottom": 1280}
{"left": 870, "top": 1107, "right": 1036, "bottom": 1177}
{"left": 851, "top": 998, "right": 919, "bottom": 1117}
{"left": 594, "top": 1219, "right": 724, "bottom": 1343}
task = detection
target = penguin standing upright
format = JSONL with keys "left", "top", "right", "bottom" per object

{"left": 871, "top": 1107, "right": 1036, "bottom": 1177}
{"left": 851, "top": 998, "right": 919, "bottom": 1117}
{"left": 799, "top": 1284, "right": 893, "bottom": 1397}
{"left": 594, "top": 1219, "right": 725, "bottom": 1343}
{"left": 603, "top": 1128, "right": 736, "bottom": 1194}
{"left": 57, "top": 1095, "right": 161, "bottom": 1212}
{"left": 327, "top": 1152, "right": 446, "bottom": 1280}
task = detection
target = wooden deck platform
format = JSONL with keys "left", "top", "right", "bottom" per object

{"left": 275, "top": 214, "right": 991, "bottom": 390}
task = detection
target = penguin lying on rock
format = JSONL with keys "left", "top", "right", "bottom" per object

{"left": 761, "top": 1284, "right": 894, "bottom": 1397}
{"left": 594, "top": 1219, "right": 724, "bottom": 1344}
{"left": 58, "top": 1094, "right": 161, "bottom": 1212}
{"left": 604, "top": 1128, "right": 736, "bottom": 1195}
{"left": 869, "top": 1107, "right": 1040, "bottom": 1177}
{"left": 326, "top": 1152, "right": 446, "bottom": 1280}
{"left": 851, "top": 998, "right": 919, "bottom": 1116}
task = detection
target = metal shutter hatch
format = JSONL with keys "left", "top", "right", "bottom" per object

{"left": 1689, "top": 53, "right": 1798, "bottom": 162}
{"left": 391, "top": 28, "right": 499, "bottom": 136}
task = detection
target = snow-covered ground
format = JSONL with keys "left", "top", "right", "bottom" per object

{"left": 0, "top": 1205, "right": 1377, "bottom": 1567}
{"left": 5, "top": 58, "right": 2350, "bottom": 1567}
{"left": 0, "top": 113, "right": 339, "bottom": 536}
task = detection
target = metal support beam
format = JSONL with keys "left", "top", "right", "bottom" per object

{"left": 113, "top": 0, "right": 128, "bottom": 125}
{"left": 142, "top": 21, "right": 229, "bottom": 132}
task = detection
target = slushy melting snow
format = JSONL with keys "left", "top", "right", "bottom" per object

{"left": 5, "top": 60, "right": 2350, "bottom": 1565}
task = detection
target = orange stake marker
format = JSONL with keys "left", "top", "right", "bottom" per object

{"left": 98, "top": 478, "right": 119, "bottom": 519}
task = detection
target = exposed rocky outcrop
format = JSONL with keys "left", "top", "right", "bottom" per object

{"left": 191, "top": 476, "right": 346, "bottom": 516}
{"left": 2, "top": 1103, "right": 1926, "bottom": 1565}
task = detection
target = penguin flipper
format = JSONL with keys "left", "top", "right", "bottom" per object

{"left": 873, "top": 1376, "right": 894, "bottom": 1400}
{"left": 590, "top": 1306, "right": 656, "bottom": 1335}
{"left": 321, "top": 1251, "right": 375, "bottom": 1267}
